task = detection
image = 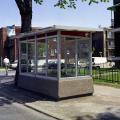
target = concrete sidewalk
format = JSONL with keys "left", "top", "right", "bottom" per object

{"left": 0, "top": 82, "right": 120, "bottom": 120}
{"left": 25, "top": 85, "right": 120, "bottom": 120}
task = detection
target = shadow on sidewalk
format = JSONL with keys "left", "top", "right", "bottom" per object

{"left": 0, "top": 81, "right": 54, "bottom": 105}
{"left": 75, "top": 111, "right": 120, "bottom": 120}
{"left": 0, "top": 93, "right": 12, "bottom": 107}
{"left": 0, "top": 81, "right": 120, "bottom": 120}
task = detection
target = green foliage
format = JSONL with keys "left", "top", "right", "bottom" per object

{"left": 34, "top": 0, "right": 43, "bottom": 5}
{"left": 34, "top": 0, "right": 109, "bottom": 9}
{"left": 94, "top": 80, "right": 120, "bottom": 88}
{"left": 82, "top": 0, "right": 109, "bottom": 5}
{"left": 38, "top": 43, "right": 45, "bottom": 57}
{"left": 54, "top": 0, "right": 77, "bottom": 9}
{"left": 0, "top": 67, "right": 5, "bottom": 71}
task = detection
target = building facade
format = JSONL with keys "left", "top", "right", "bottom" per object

{"left": 0, "top": 26, "right": 41, "bottom": 66}
{"left": 0, "top": 25, "right": 111, "bottom": 67}
{"left": 104, "top": 28, "right": 115, "bottom": 59}
{"left": 0, "top": 26, "right": 21, "bottom": 66}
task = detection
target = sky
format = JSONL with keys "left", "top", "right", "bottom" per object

{"left": 0, "top": 0, "right": 113, "bottom": 28}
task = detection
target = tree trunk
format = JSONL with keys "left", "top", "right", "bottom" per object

{"left": 15, "top": 0, "right": 32, "bottom": 85}
{"left": 21, "top": 14, "right": 32, "bottom": 33}
{"left": 15, "top": 0, "right": 32, "bottom": 33}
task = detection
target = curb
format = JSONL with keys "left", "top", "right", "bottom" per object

{"left": 24, "top": 103, "right": 68, "bottom": 120}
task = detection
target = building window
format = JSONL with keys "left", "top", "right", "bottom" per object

{"left": 50, "top": 49, "right": 57, "bottom": 57}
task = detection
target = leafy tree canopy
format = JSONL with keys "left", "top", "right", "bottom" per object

{"left": 34, "top": 0, "right": 109, "bottom": 9}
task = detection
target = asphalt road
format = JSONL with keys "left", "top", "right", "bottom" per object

{"left": 0, "top": 97, "right": 57, "bottom": 120}
{"left": 0, "top": 74, "right": 57, "bottom": 120}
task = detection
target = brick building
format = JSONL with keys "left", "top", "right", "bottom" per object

{"left": 0, "top": 25, "right": 112, "bottom": 67}
{"left": 0, "top": 26, "right": 20, "bottom": 66}
{"left": 0, "top": 26, "right": 41, "bottom": 66}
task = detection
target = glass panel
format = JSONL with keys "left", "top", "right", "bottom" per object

{"left": 27, "top": 40, "right": 35, "bottom": 73}
{"left": 37, "top": 39, "right": 46, "bottom": 75}
{"left": 61, "top": 37, "right": 76, "bottom": 77}
{"left": 20, "top": 42, "right": 27, "bottom": 72}
{"left": 77, "top": 40, "right": 90, "bottom": 76}
{"left": 47, "top": 38, "right": 57, "bottom": 77}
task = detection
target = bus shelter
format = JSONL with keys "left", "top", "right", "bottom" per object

{"left": 17, "top": 25, "right": 94, "bottom": 99}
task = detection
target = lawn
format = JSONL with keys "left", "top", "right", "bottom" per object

{"left": 93, "top": 68, "right": 120, "bottom": 88}
{"left": 94, "top": 79, "right": 120, "bottom": 88}
{"left": 0, "top": 67, "right": 5, "bottom": 71}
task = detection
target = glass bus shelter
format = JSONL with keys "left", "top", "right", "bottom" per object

{"left": 17, "top": 25, "right": 94, "bottom": 99}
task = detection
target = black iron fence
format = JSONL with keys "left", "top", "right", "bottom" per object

{"left": 92, "top": 63, "right": 120, "bottom": 84}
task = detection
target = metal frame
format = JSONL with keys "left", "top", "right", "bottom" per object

{"left": 19, "top": 31, "right": 92, "bottom": 80}
{"left": 75, "top": 38, "right": 78, "bottom": 77}
{"left": 89, "top": 33, "right": 92, "bottom": 76}
{"left": 57, "top": 31, "right": 61, "bottom": 80}
{"left": 19, "top": 40, "right": 28, "bottom": 73}
{"left": 34, "top": 34, "right": 37, "bottom": 75}
{"left": 45, "top": 34, "right": 48, "bottom": 76}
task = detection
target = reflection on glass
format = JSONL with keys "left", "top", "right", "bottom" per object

{"left": 77, "top": 40, "right": 90, "bottom": 76}
{"left": 20, "top": 41, "right": 35, "bottom": 73}
{"left": 28, "top": 41, "right": 35, "bottom": 73}
{"left": 47, "top": 38, "right": 57, "bottom": 77}
{"left": 20, "top": 42, "right": 27, "bottom": 72}
{"left": 37, "top": 39, "right": 46, "bottom": 75}
{"left": 61, "top": 38, "right": 76, "bottom": 77}
{"left": 20, "top": 36, "right": 91, "bottom": 78}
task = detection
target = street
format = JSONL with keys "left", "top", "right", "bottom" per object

{"left": 0, "top": 97, "right": 56, "bottom": 120}
{"left": 0, "top": 97, "right": 57, "bottom": 120}
{"left": 0, "top": 72, "right": 57, "bottom": 120}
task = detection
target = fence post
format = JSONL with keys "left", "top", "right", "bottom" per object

{"left": 99, "top": 68, "right": 101, "bottom": 80}
{"left": 112, "top": 68, "right": 114, "bottom": 83}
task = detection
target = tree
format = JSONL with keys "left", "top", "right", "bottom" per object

{"left": 14, "top": 0, "right": 109, "bottom": 84}
{"left": 15, "top": 0, "right": 32, "bottom": 32}
{"left": 15, "top": 0, "right": 109, "bottom": 33}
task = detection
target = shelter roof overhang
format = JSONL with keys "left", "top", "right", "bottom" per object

{"left": 15, "top": 25, "right": 103, "bottom": 39}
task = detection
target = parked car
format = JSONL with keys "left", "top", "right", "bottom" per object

{"left": 92, "top": 57, "right": 115, "bottom": 69}
{"left": 48, "top": 62, "right": 65, "bottom": 69}
{"left": 9, "top": 60, "right": 18, "bottom": 69}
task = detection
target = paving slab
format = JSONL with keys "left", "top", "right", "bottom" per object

{"left": 25, "top": 85, "right": 120, "bottom": 120}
